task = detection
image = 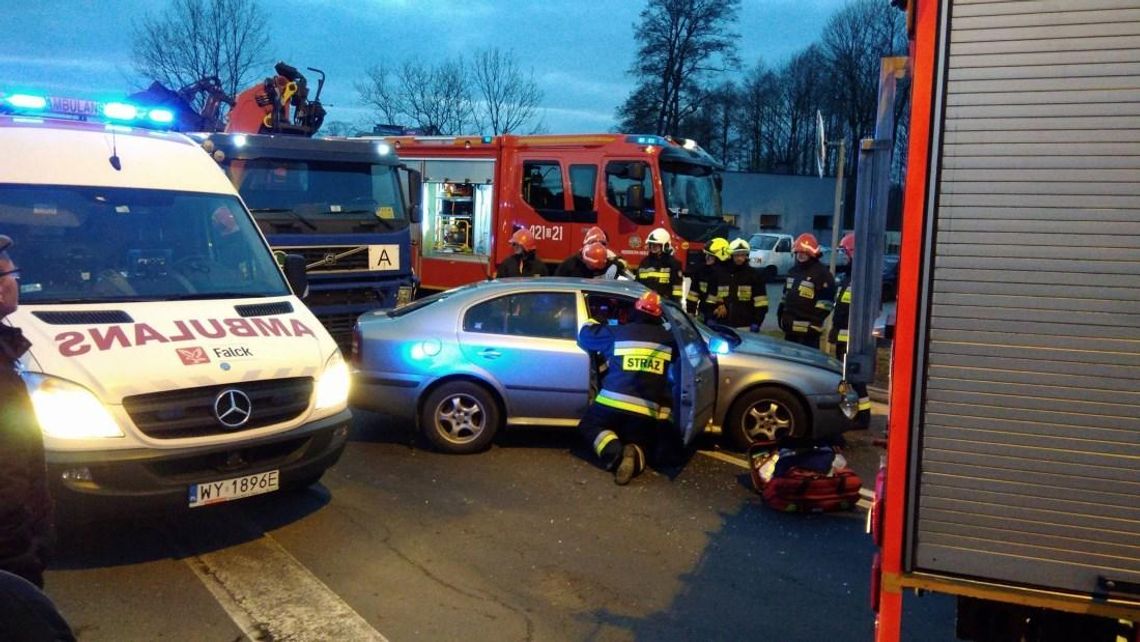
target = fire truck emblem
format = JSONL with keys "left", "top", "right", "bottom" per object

{"left": 629, "top": 235, "right": 642, "bottom": 249}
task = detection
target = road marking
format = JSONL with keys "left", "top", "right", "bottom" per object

{"left": 697, "top": 449, "right": 877, "bottom": 510}
{"left": 185, "top": 533, "right": 387, "bottom": 641}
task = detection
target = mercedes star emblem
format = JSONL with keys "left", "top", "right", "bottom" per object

{"left": 213, "top": 388, "right": 253, "bottom": 429}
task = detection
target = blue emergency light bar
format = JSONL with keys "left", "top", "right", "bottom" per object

{"left": 1, "top": 92, "right": 175, "bottom": 129}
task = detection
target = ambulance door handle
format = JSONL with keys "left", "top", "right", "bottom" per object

{"left": 479, "top": 349, "right": 502, "bottom": 359}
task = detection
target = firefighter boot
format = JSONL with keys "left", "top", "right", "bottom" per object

{"left": 614, "top": 444, "right": 646, "bottom": 486}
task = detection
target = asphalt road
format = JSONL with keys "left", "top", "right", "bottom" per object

{"left": 40, "top": 407, "right": 953, "bottom": 642}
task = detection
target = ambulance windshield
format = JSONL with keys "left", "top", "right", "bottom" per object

{"left": 0, "top": 185, "right": 290, "bottom": 303}
{"left": 661, "top": 161, "right": 722, "bottom": 220}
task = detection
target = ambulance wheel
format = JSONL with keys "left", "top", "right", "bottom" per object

{"left": 421, "top": 381, "right": 500, "bottom": 454}
{"left": 724, "top": 386, "right": 806, "bottom": 451}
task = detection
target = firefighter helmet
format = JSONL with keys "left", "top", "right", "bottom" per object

{"left": 647, "top": 227, "right": 671, "bottom": 252}
{"left": 793, "top": 233, "right": 822, "bottom": 257}
{"left": 583, "top": 226, "right": 608, "bottom": 246}
{"left": 581, "top": 242, "right": 608, "bottom": 270}
{"left": 729, "top": 238, "right": 750, "bottom": 255}
{"left": 509, "top": 228, "right": 537, "bottom": 252}
{"left": 704, "top": 237, "right": 731, "bottom": 261}
{"left": 839, "top": 232, "right": 855, "bottom": 257}
{"left": 634, "top": 290, "right": 663, "bottom": 317}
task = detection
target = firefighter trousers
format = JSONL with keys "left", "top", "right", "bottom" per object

{"left": 577, "top": 402, "right": 670, "bottom": 470}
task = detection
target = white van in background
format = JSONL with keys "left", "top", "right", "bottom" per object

{"left": 0, "top": 106, "right": 351, "bottom": 520}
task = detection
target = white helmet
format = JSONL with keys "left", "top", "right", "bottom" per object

{"left": 729, "top": 238, "right": 750, "bottom": 255}
{"left": 647, "top": 227, "right": 672, "bottom": 252}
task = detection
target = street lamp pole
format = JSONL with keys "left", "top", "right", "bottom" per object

{"left": 828, "top": 137, "right": 847, "bottom": 275}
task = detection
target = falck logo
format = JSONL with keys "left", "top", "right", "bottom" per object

{"left": 213, "top": 389, "right": 253, "bottom": 429}
{"left": 177, "top": 347, "right": 210, "bottom": 365}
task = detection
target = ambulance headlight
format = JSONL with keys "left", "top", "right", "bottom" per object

{"left": 21, "top": 373, "right": 124, "bottom": 439}
{"left": 315, "top": 350, "right": 351, "bottom": 410}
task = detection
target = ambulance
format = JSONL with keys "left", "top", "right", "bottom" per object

{"left": 0, "top": 94, "right": 351, "bottom": 519}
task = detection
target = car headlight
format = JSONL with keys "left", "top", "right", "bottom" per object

{"left": 21, "top": 373, "right": 124, "bottom": 439}
{"left": 838, "top": 379, "right": 859, "bottom": 420}
{"left": 315, "top": 350, "right": 350, "bottom": 410}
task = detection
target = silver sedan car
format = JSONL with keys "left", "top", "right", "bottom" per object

{"left": 351, "top": 278, "right": 856, "bottom": 454}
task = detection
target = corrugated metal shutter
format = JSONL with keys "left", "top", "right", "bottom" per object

{"left": 913, "top": 0, "right": 1140, "bottom": 597}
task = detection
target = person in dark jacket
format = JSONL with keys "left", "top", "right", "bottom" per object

{"left": 495, "top": 228, "right": 547, "bottom": 278}
{"left": 778, "top": 233, "right": 835, "bottom": 348}
{"left": 555, "top": 241, "right": 628, "bottom": 279}
{"left": 0, "top": 235, "right": 55, "bottom": 590}
{"left": 686, "top": 237, "right": 729, "bottom": 319}
{"left": 828, "top": 233, "right": 871, "bottom": 428}
{"left": 710, "top": 238, "right": 768, "bottom": 332}
{"left": 635, "top": 227, "right": 684, "bottom": 304}
{"left": 576, "top": 290, "right": 677, "bottom": 485}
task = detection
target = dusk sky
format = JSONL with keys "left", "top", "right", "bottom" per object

{"left": 1, "top": 0, "right": 848, "bottom": 133}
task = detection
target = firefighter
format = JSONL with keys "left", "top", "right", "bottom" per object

{"left": 686, "top": 237, "right": 729, "bottom": 319}
{"left": 711, "top": 238, "right": 768, "bottom": 332}
{"left": 778, "top": 233, "right": 835, "bottom": 348}
{"left": 555, "top": 240, "right": 630, "bottom": 278}
{"left": 635, "top": 227, "right": 684, "bottom": 304}
{"left": 576, "top": 290, "right": 677, "bottom": 485}
{"left": 829, "top": 233, "right": 871, "bottom": 428}
{"left": 495, "top": 228, "right": 547, "bottom": 278}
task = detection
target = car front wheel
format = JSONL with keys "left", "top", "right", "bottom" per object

{"left": 724, "top": 386, "right": 807, "bottom": 450}
{"left": 420, "top": 381, "right": 501, "bottom": 454}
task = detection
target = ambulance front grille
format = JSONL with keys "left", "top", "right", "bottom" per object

{"left": 123, "top": 377, "right": 313, "bottom": 439}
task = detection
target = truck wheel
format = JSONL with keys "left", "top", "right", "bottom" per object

{"left": 420, "top": 381, "right": 500, "bottom": 454}
{"left": 723, "top": 386, "right": 806, "bottom": 450}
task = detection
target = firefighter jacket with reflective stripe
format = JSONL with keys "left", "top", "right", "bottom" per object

{"left": 497, "top": 251, "right": 548, "bottom": 278}
{"left": 554, "top": 253, "right": 628, "bottom": 279}
{"left": 635, "top": 253, "right": 684, "bottom": 303}
{"left": 779, "top": 258, "right": 835, "bottom": 335}
{"left": 712, "top": 261, "right": 768, "bottom": 328}
{"left": 577, "top": 320, "right": 675, "bottom": 420}
{"left": 829, "top": 282, "right": 852, "bottom": 346}
{"left": 686, "top": 259, "right": 722, "bottom": 315}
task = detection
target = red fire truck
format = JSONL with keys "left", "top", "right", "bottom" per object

{"left": 385, "top": 133, "right": 735, "bottom": 291}
{"left": 872, "top": 1, "right": 1140, "bottom": 641}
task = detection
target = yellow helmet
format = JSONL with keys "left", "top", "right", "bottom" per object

{"left": 704, "top": 237, "right": 731, "bottom": 261}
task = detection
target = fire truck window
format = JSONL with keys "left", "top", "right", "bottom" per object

{"left": 604, "top": 161, "right": 655, "bottom": 225}
{"left": 569, "top": 164, "right": 597, "bottom": 213}
{"left": 522, "top": 161, "right": 565, "bottom": 212}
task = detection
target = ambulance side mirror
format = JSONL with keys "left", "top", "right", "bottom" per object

{"left": 280, "top": 252, "right": 310, "bottom": 299}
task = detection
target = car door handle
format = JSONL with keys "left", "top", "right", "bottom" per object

{"left": 479, "top": 349, "right": 502, "bottom": 359}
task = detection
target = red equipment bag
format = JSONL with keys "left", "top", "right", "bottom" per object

{"left": 747, "top": 442, "right": 863, "bottom": 513}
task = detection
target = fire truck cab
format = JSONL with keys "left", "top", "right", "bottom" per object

{"left": 386, "top": 133, "right": 736, "bottom": 291}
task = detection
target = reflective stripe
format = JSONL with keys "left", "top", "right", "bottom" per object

{"left": 840, "top": 288, "right": 852, "bottom": 304}
{"left": 858, "top": 398, "right": 872, "bottom": 411}
{"left": 594, "top": 430, "right": 619, "bottom": 456}
{"left": 686, "top": 291, "right": 701, "bottom": 302}
{"left": 672, "top": 286, "right": 683, "bottom": 297}
{"left": 596, "top": 391, "right": 671, "bottom": 419}
{"left": 816, "top": 301, "right": 832, "bottom": 311}
{"left": 837, "top": 329, "right": 849, "bottom": 342}
{"left": 614, "top": 342, "right": 673, "bottom": 362}
{"left": 792, "top": 320, "right": 811, "bottom": 332}
{"left": 754, "top": 295, "right": 768, "bottom": 307}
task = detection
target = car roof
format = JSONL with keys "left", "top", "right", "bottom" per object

{"left": 475, "top": 277, "right": 651, "bottom": 297}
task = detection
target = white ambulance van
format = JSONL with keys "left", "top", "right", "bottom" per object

{"left": 0, "top": 100, "right": 351, "bottom": 519}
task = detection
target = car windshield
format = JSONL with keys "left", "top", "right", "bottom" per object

{"left": 661, "top": 161, "right": 722, "bottom": 219}
{"left": 749, "top": 234, "right": 781, "bottom": 251}
{"left": 0, "top": 185, "right": 289, "bottom": 303}
{"left": 386, "top": 283, "right": 479, "bottom": 317}
{"left": 231, "top": 158, "right": 407, "bottom": 229}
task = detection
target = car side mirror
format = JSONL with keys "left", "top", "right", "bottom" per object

{"left": 401, "top": 165, "right": 423, "bottom": 224}
{"left": 280, "top": 252, "right": 309, "bottom": 298}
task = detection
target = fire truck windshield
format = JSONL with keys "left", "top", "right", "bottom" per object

{"left": 661, "top": 161, "right": 722, "bottom": 220}
{"left": 233, "top": 159, "right": 407, "bottom": 230}
{"left": 0, "top": 185, "right": 290, "bottom": 303}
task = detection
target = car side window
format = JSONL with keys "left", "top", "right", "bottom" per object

{"left": 464, "top": 292, "right": 577, "bottom": 339}
{"left": 584, "top": 291, "right": 635, "bottom": 326}
{"left": 775, "top": 238, "right": 791, "bottom": 252}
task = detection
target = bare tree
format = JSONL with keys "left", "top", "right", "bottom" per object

{"left": 356, "top": 59, "right": 473, "bottom": 135}
{"left": 131, "top": 0, "right": 270, "bottom": 105}
{"left": 738, "top": 60, "right": 782, "bottom": 172}
{"left": 470, "top": 48, "right": 543, "bottom": 135}
{"left": 617, "top": 0, "right": 741, "bottom": 136}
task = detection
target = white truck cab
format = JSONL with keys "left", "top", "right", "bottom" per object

{"left": 0, "top": 110, "right": 351, "bottom": 519}
{"left": 747, "top": 232, "right": 795, "bottom": 280}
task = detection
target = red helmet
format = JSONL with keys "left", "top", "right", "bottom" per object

{"left": 583, "top": 226, "right": 608, "bottom": 246}
{"left": 509, "top": 228, "right": 537, "bottom": 252}
{"left": 581, "top": 242, "right": 608, "bottom": 269}
{"left": 634, "top": 290, "right": 663, "bottom": 317}
{"left": 839, "top": 232, "right": 855, "bottom": 257}
{"left": 793, "top": 233, "right": 822, "bottom": 257}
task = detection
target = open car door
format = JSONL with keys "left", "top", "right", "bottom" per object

{"left": 662, "top": 302, "right": 716, "bottom": 446}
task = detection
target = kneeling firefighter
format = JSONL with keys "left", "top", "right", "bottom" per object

{"left": 576, "top": 290, "right": 677, "bottom": 485}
